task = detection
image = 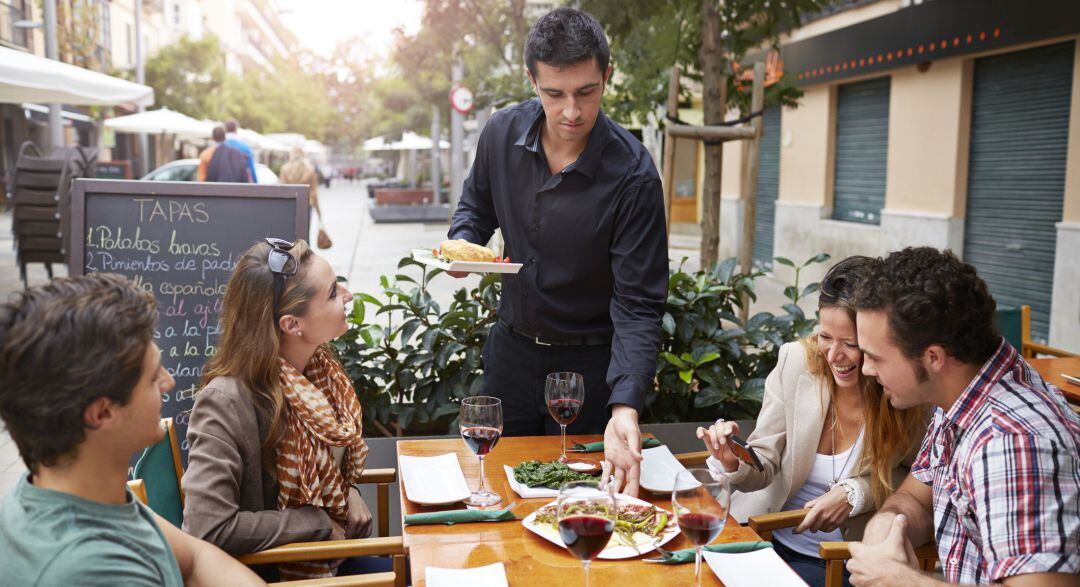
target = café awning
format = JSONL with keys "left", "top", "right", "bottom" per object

{"left": 104, "top": 108, "right": 213, "bottom": 139}
{"left": 0, "top": 46, "right": 154, "bottom": 106}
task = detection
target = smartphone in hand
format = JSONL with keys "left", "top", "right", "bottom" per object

{"left": 727, "top": 435, "right": 764, "bottom": 471}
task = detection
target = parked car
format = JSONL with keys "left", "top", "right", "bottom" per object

{"left": 142, "top": 158, "right": 279, "bottom": 184}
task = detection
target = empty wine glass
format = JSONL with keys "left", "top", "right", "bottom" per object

{"left": 557, "top": 479, "right": 616, "bottom": 587}
{"left": 546, "top": 372, "right": 584, "bottom": 462}
{"left": 459, "top": 396, "right": 503, "bottom": 507}
{"left": 672, "top": 468, "right": 732, "bottom": 586}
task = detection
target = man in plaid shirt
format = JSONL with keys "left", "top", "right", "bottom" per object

{"left": 846, "top": 247, "right": 1079, "bottom": 586}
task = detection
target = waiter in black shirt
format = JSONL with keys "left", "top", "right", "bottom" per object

{"left": 448, "top": 7, "right": 668, "bottom": 496}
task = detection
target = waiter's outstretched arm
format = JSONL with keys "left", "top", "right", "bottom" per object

{"left": 603, "top": 178, "right": 668, "bottom": 497}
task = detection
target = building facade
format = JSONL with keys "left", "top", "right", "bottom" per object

{"left": 673, "top": 0, "right": 1080, "bottom": 350}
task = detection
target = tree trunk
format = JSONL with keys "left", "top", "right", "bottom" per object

{"left": 699, "top": 1, "right": 726, "bottom": 270}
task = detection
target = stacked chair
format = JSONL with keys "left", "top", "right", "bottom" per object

{"left": 8, "top": 141, "right": 97, "bottom": 287}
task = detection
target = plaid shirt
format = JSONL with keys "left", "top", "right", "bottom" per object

{"left": 911, "top": 339, "right": 1080, "bottom": 583}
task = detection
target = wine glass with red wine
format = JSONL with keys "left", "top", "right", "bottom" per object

{"left": 459, "top": 396, "right": 503, "bottom": 507}
{"left": 545, "top": 372, "right": 584, "bottom": 462}
{"left": 557, "top": 480, "right": 616, "bottom": 587}
{"left": 672, "top": 468, "right": 732, "bottom": 586}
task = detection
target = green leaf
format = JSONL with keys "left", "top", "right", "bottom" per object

{"left": 783, "top": 285, "right": 798, "bottom": 303}
{"left": 804, "top": 253, "right": 831, "bottom": 266}
{"left": 774, "top": 256, "right": 795, "bottom": 268}
{"left": 801, "top": 283, "right": 820, "bottom": 297}
{"left": 661, "top": 313, "right": 676, "bottom": 335}
{"left": 358, "top": 293, "right": 383, "bottom": 307}
{"left": 782, "top": 303, "right": 805, "bottom": 320}
{"left": 351, "top": 298, "right": 365, "bottom": 324}
{"left": 399, "top": 318, "right": 423, "bottom": 346}
{"left": 694, "top": 387, "right": 725, "bottom": 408}
{"left": 660, "top": 352, "right": 688, "bottom": 370}
{"left": 694, "top": 352, "right": 721, "bottom": 366}
{"left": 678, "top": 369, "right": 693, "bottom": 384}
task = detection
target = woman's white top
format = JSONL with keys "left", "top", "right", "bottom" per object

{"left": 770, "top": 427, "right": 865, "bottom": 557}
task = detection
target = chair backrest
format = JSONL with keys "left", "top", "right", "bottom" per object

{"left": 132, "top": 417, "right": 186, "bottom": 528}
{"left": 994, "top": 305, "right": 1024, "bottom": 352}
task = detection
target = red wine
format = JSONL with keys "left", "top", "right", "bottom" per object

{"left": 558, "top": 515, "right": 614, "bottom": 561}
{"left": 678, "top": 512, "right": 723, "bottom": 546}
{"left": 461, "top": 426, "right": 501, "bottom": 456}
{"left": 547, "top": 398, "right": 583, "bottom": 425}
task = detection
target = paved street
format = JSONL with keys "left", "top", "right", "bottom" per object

{"left": 0, "top": 179, "right": 813, "bottom": 499}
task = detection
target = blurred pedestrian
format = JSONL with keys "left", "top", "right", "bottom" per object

{"left": 280, "top": 147, "right": 330, "bottom": 248}
{"left": 202, "top": 125, "right": 252, "bottom": 183}
{"left": 224, "top": 119, "right": 258, "bottom": 183}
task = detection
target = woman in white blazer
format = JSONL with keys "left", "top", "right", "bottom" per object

{"left": 698, "top": 256, "right": 925, "bottom": 587}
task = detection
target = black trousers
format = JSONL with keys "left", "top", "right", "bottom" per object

{"left": 480, "top": 321, "right": 613, "bottom": 436}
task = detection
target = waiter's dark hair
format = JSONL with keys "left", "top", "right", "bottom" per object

{"left": 525, "top": 7, "right": 610, "bottom": 77}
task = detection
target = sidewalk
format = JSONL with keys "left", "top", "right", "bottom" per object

{"left": 0, "top": 180, "right": 814, "bottom": 500}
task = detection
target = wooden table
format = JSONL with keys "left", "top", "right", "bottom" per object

{"left": 397, "top": 435, "right": 764, "bottom": 586}
{"left": 1029, "top": 356, "right": 1080, "bottom": 405}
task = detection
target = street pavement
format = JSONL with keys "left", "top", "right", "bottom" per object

{"left": 0, "top": 179, "right": 814, "bottom": 500}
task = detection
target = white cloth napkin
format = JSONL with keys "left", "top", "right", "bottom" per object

{"left": 703, "top": 548, "right": 809, "bottom": 587}
{"left": 426, "top": 562, "right": 509, "bottom": 587}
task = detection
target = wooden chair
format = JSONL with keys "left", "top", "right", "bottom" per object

{"left": 996, "top": 305, "right": 1076, "bottom": 359}
{"left": 673, "top": 451, "right": 938, "bottom": 587}
{"left": 128, "top": 418, "right": 406, "bottom": 587}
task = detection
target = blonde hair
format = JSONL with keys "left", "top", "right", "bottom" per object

{"left": 202, "top": 239, "right": 321, "bottom": 463}
{"left": 801, "top": 256, "right": 926, "bottom": 508}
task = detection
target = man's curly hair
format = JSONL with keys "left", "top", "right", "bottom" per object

{"left": 0, "top": 273, "right": 157, "bottom": 470}
{"left": 850, "top": 247, "right": 1000, "bottom": 365}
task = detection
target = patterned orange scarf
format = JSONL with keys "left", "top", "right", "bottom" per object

{"left": 275, "top": 346, "right": 368, "bottom": 580}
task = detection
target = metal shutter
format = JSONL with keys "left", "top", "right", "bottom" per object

{"left": 753, "top": 105, "right": 781, "bottom": 270}
{"left": 963, "top": 41, "right": 1073, "bottom": 340}
{"left": 832, "top": 77, "right": 890, "bottom": 225}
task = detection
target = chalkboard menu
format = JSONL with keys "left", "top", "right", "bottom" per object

{"left": 70, "top": 179, "right": 308, "bottom": 464}
{"left": 94, "top": 160, "right": 133, "bottom": 180}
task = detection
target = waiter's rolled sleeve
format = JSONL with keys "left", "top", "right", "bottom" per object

{"left": 606, "top": 178, "right": 668, "bottom": 412}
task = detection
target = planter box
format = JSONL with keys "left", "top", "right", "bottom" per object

{"left": 368, "top": 203, "right": 451, "bottom": 224}
{"left": 374, "top": 188, "right": 434, "bottom": 205}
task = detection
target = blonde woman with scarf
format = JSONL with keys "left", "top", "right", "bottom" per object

{"left": 183, "top": 238, "right": 380, "bottom": 581}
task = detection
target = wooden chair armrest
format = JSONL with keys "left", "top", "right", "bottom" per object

{"left": 1023, "top": 341, "right": 1077, "bottom": 358}
{"left": 747, "top": 508, "right": 810, "bottom": 536}
{"left": 273, "top": 572, "right": 396, "bottom": 587}
{"left": 127, "top": 479, "right": 148, "bottom": 505}
{"left": 674, "top": 450, "right": 710, "bottom": 467}
{"left": 819, "top": 541, "right": 939, "bottom": 562}
{"left": 237, "top": 537, "right": 405, "bottom": 566}
{"left": 357, "top": 468, "right": 396, "bottom": 484}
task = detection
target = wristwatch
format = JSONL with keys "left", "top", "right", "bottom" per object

{"left": 838, "top": 478, "right": 864, "bottom": 514}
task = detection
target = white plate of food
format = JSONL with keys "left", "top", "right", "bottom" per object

{"left": 399, "top": 453, "right": 472, "bottom": 506}
{"left": 639, "top": 445, "right": 689, "bottom": 494}
{"left": 522, "top": 493, "right": 680, "bottom": 559}
{"left": 411, "top": 240, "right": 522, "bottom": 274}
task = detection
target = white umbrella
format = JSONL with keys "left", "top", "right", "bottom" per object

{"left": 363, "top": 135, "right": 392, "bottom": 151}
{"left": 105, "top": 108, "right": 213, "bottom": 139}
{"left": 0, "top": 45, "right": 154, "bottom": 106}
{"left": 389, "top": 131, "right": 449, "bottom": 150}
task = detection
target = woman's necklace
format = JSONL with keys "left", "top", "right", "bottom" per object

{"left": 828, "top": 405, "right": 858, "bottom": 490}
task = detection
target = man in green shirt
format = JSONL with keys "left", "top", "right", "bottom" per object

{"left": 0, "top": 273, "right": 264, "bottom": 586}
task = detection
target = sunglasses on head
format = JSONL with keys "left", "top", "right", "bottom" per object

{"left": 266, "top": 237, "right": 298, "bottom": 321}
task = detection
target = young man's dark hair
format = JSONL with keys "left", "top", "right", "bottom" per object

{"left": 225, "top": 119, "right": 239, "bottom": 133}
{"left": 851, "top": 246, "right": 999, "bottom": 365}
{"left": 0, "top": 273, "right": 265, "bottom": 586}
{"left": 524, "top": 7, "right": 610, "bottom": 77}
{"left": 0, "top": 272, "right": 156, "bottom": 469}
{"left": 213, "top": 125, "right": 226, "bottom": 142}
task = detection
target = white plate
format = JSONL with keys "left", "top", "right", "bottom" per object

{"left": 411, "top": 249, "right": 523, "bottom": 274}
{"left": 399, "top": 453, "right": 472, "bottom": 506}
{"left": 639, "top": 445, "right": 689, "bottom": 494}
{"left": 425, "top": 562, "right": 508, "bottom": 587}
{"left": 522, "top": 493, "right": 680, "bottom": 560}
{"left": 503, "top": 465, "right": 560, "bottom": 499}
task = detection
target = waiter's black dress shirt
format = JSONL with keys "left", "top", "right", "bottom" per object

{"left": 449, "top": 98, "right": 668, "bottom": 411}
